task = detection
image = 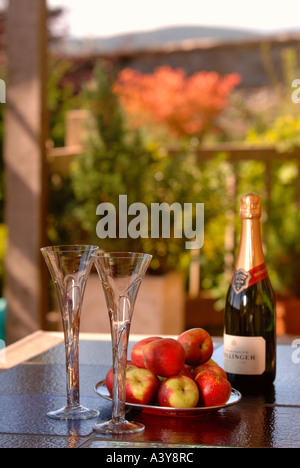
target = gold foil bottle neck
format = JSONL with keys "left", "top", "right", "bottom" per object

{"left": 240, "top": 193, "right": 261, "bottom": 219}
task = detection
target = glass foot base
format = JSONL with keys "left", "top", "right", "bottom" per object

{"left": 47, "top": 405, "right": 100, "bottom": 421}
{"left": 93, "top": 419, "right": 145, "bottom": 435}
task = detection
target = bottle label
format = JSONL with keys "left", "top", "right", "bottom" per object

{"left": 231, "top": 263, "right": 268, "bottom": 294}
{"left": 224, "top": 334, "right": 266, "bottom": 375}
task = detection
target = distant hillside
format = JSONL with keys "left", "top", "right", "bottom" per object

{"left": 56, "top": 24, "right": 261, "bottom": 56}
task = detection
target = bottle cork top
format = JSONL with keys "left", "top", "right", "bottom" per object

{"left": 240, "top": 193, "right": 261, "bottom": 219}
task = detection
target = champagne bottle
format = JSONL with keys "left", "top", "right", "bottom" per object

{"left": 224, "top": 193, "right": 276, "bottom": 390}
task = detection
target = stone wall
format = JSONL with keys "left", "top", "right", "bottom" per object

{"left": 110, "top": 33, "right": 300, "bottom": 88}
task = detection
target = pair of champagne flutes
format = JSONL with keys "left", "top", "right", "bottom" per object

{"left": 41, "top": 245, "right": 152, "bottom": 435}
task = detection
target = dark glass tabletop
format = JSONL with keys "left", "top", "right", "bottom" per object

{"left": 0, "top": 332, "right": 299, "bottom": 448}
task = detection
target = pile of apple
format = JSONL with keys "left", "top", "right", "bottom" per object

{"left": 106, "top": 328, "right": 232, "bottom": 409}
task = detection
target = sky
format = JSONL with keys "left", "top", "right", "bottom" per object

{"left": 45, "top": 0, "right": 300, "bottom": 38}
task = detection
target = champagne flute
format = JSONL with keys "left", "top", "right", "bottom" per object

{"left": 41, "top": 245, "right": 100, "bottom": 420}
{"left": 92, "top": 251, "right": 152, "bottom": 434}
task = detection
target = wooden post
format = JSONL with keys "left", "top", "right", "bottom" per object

{"left": 4, "top": 0, "right": 48, "bottom": 343}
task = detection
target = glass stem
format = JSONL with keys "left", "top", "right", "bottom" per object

{"left": 110, "top": 300, "right": 131, "bottom": 424}
{"left": 63, "top": 294, "right": 81, "bottom": 409}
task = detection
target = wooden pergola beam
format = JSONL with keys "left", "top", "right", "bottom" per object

{"left": 4, "top": 0, "right": 48, "bottom": 343}
{"left": 193, "top": 143, "right": 300, "bottom": 162}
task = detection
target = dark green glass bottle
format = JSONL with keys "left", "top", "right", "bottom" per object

{"left": 224, "top": 194, "right": 276, "bottom": 391}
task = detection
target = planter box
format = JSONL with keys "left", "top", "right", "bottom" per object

{"left": 51, "top": 271, "right": 187, "bottom": 336}
{"left": 185, "top": 293, "right": 224, "bottom": 336}
{"left": 276, "top": 296, "right": 300, "bottom": 335}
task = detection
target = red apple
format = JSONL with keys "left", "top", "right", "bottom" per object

{"left": 204, "top": 358, "right": 218, "bottom": 366}
{"left": 178, "top": 365, "right": 194, "bottom": 379}
{"left": 143, "top": 338, "right": 185, "bottom": 377}
{"left": 195, "top": 369, "right": 232, "bottom": 407}
{"left": 126, "top": 366, "right": 160, "bottom": 405}
{"left": 193, "top": 363, "right": 228, "bottom": 380}
{"left": 177, "top": 328, "right": 213, "bottom": 366}
{"left": 130, "top": 336, "right": 162, "bottom": 369}
{"left": 158, "top": 375, "right": 199, "bottom": 408}
{"left": 106, "top": 362, "right": 160, "bottom": 405}
{"left": 105, "top": 361, "right": 136, "bottom": 396}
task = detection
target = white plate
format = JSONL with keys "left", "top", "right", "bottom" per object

{"left": 94, "top": 380, "right": 242, "bottom": 418}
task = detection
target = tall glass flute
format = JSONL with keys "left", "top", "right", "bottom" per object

{"left": 92, "top": 252, "right": 152, "bottom": 435}
{"left": 41, "top": 245, "right": 100, "bottom": 420}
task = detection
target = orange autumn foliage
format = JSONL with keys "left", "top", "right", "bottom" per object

{"left": 114, "top": 66, "right": 241, "bottom": 138}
